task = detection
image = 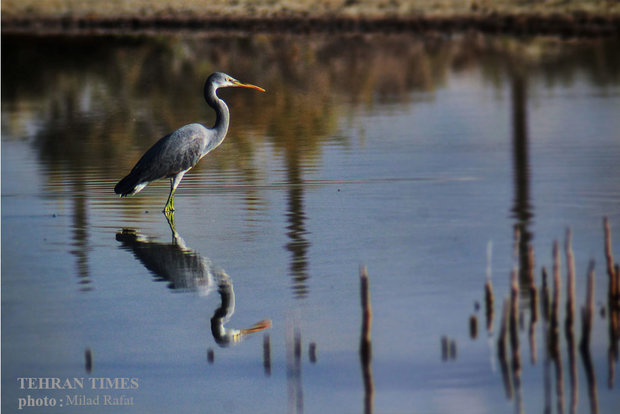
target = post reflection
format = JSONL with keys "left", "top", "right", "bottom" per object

{"left": 116, "top": 214, "right": 271, "bottom": 347}
{"left": 285, "top": 149, "right": 310, "bottom": 299}
{"left": 72, "top": 178, "right": 93, "bottom": 292}
{"left": 286, "top": 325, "right": 304, "bottom": 414}
{"left": 509, "top": 64, "right": 534, "bottom": 292}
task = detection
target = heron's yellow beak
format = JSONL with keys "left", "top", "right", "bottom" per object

{"left": 234, "top": 81, "right": 266, "bottom": 92}
{"left": 239, "top": 319, "right": 272, "bottom": 335}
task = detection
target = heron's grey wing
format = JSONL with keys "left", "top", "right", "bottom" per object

{"left": 116, "top": 230, "right": 213, "bottom": 291}
{"left": 130, "top": 125, "right": 207, "bottom": 183}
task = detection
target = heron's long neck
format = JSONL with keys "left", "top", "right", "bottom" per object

{"left": 205, "top": 85, "right": 230, "bottom": 147}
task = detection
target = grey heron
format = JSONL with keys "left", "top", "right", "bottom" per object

{"left": 114, "top": 72, "right": 265, "bottom": 213}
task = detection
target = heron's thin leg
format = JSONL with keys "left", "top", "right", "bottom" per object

{"left": 163, "top": 180, "right": 176, "bottom": 213}
{"left": 163, "top": 170, "right": 188, "bottom": 213}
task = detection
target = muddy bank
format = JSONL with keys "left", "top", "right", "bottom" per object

{"left": 3, "top": 12, "right": 620, "bottom": 37}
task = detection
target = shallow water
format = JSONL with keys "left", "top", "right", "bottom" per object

{"left": 2, "top": 33, "right": 620, "bottom": 413}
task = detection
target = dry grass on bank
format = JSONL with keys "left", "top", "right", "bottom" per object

{"left": 3, "top": 0, "right": 620, "bottom": 19}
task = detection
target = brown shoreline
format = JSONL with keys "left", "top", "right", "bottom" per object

{"left": 3, "top": 13, "right": 620, "bottom": 37}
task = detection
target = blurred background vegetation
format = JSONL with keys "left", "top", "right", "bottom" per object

{"left": 3, "top": 33, "right": 619, "bottom": 180}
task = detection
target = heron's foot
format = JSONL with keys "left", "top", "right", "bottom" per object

{"left": 163, "top": 207, "right": 175, "bottom": 216}
{"left": 163, "top": 199, "right": 175, "bottom": 213}
{"left": 163, "top": 209, "right": 177, "bottom": 236}
{"left": 163, "top": 190, "right": 176, "bottom": 213}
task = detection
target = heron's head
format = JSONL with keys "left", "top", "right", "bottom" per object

{"left": 208, "top": 72, "right": 265, "bottom": 92}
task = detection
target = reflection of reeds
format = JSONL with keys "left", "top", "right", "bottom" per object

{"left": 527, "top": 245, "right": 538, "bottom": 365}
{"left": 498, "top": 298, "right": 513, "bottom": 399}
{"left": 441, "top": 336, "right": 449, "bottom": 361}
{"left": 309, "top": 342, "right": 317, "bottom": 363}
{"left": 564, "top": 229, "right": 578, "bottom": 414}
{"left": 263, "top": 334, "right": 271, "bottom": 376}
{"left": 580, "top": 261, "right": 599, "bottom": 414}
{"left": 441, "top": 336, "right": 458, "bottom": 361}
{"left": 484, "top": 222, "right": 618, "bottom": 412}
{"left": 541, "top": 265, "right": 553, "bottom": 414}
{"left": 510, "top": 268, "right": 524, "bottom": 414}
{"left": 359, "top": 266, "right": 374, "bottom": 414}
{"left": 610, "top": 261, "right": 619, "bottom": 389}
{"left": 541, "top": 264, "right": 555, "bottom": 413}
{"left": 604, "top": 217, "right": 619, "bottom": 390}
{"left": 287, "top": 325, "right": 303, "bottom": 414}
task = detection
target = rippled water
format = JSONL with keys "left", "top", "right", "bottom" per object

{"left": 2, "top": 33, "right": 620, "bottom": 413}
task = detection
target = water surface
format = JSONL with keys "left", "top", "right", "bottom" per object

{"left": 2, "top": 33, "right": 620, "bottom": 413}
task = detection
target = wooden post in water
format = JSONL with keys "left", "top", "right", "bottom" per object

{"left": 509, "top": 267, "right": 520, "bottom": 357}
{"left": 359, "top": 266, "right": 374, "bottom": 414}
{"left": 497, "top": 298, "right": 513, "bottom": 399}
{"left": 527, "top": 244, "right": 538, "bottom": 365}
{"left": 565, "top": 229, "right": 576, "bottom": 328}
{"left": 552, "top": 240, "right": 562, "bottom": 326}
{"left": 509, "top": 266, "right": 523, "bottom": 412}
{"left": 513, "top": 226, "right": 521, "bottom": 269}
{"left": 527, "top": 244, "right": 538, "bottom": 318}
{"left": 485, "top": 241, "right": 494, "bottom": 333}
{"left": 610, "top": 263, "right": 620, "bottom": 390}
{"left": 565, "top": 228, "right": 578, "bottom": 414}
{"left": 580, "top": 261, "right": 596, "bottom": 353}
{"left": 550, "top": 241, "right": 565, "bottom": 414}
{"left": 485, "top": 280, "right": 494, "bottom": 333}
{"left": 469, "top": 315, "right": 478, "bottom": 339}
{"left": 604, "top": 218, "right": 619, "bottom": 387}
{"left": 604, "top": 217, "right": 617, "bottom": 307}
{"left": 84, "top": 348, "right": 93, "bottom": 374}
{"left": 541, "top": 267, "right": 550, "bottom": 323}
{"left": 508, "top": 224, "right": 524, "bottom": 407}
{"left": 580, "top": 260, "right": 599, "bottom": 414}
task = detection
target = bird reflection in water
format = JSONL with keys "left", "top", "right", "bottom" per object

{"left": 210, "top": 272, "right": 272, "bottom": 347}
{"left": 116, "top": 213, "right": 271, "bottom": 347}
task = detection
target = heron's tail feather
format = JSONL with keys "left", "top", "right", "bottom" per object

{"left": 114, "top": 173, "right": 146, "bottom": 197}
